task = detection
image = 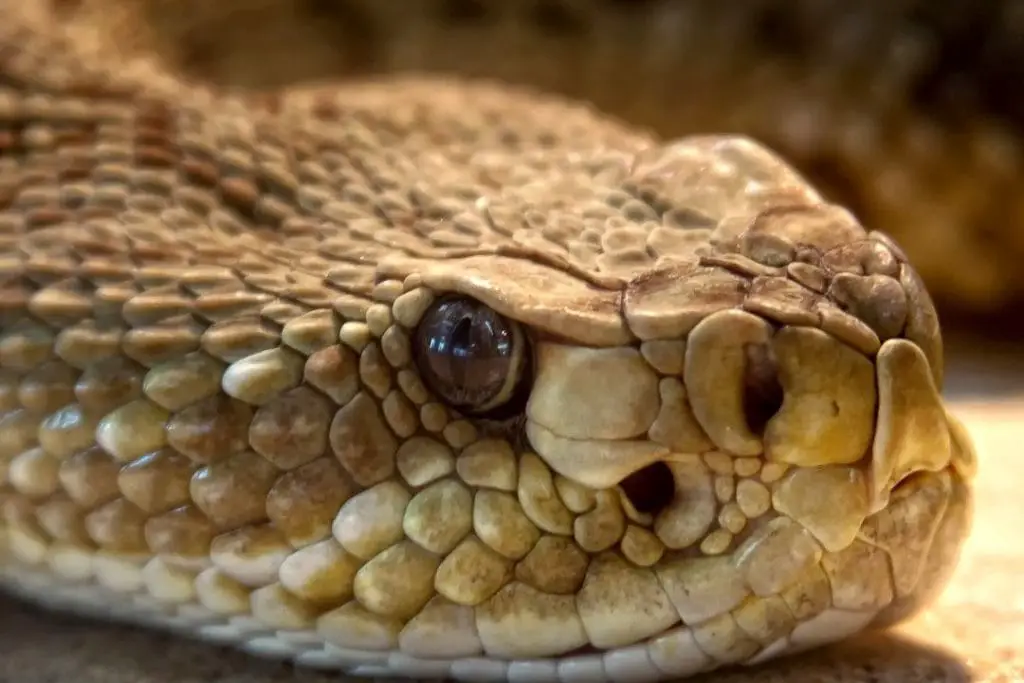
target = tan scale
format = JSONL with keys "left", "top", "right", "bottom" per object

{"left": 0, "top": 3, "right": 979, "bottom": 683}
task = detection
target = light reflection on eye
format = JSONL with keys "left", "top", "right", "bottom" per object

{"left": 413, "top": 296, "right": 528, "bottom": 413}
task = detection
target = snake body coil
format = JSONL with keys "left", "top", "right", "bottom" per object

{"left": 0, "top": 2, "right": 977, "bottom": 682}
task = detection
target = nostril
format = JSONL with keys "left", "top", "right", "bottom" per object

{"left": 619, "top": 461, "right": 674, "bottom": 516}
{"left": 743, "top": 343, "right": 784, "bottom": 434}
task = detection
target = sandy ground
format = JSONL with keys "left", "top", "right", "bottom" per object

{"left": 0, "top": 361, "right": 1021, "bottom": 683}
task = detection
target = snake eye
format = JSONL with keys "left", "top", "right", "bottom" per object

{"left": 413, "top": 296, "right": 530, "bottom": 415}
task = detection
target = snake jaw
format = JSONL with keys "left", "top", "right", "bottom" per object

{"left": 0, "top": 260, "right": 975, "bottom": 676}
{"left": 507, "top": 228, "right": 976, "bottom": 658}
{"left": 354, "top": 186, "right": 976, "bottom": 663}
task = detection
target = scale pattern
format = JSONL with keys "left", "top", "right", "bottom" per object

{"left": 55, "top": 0, "right": 1024, "bottom": 317}
{"left": 0, "top": 3, "right": 978, "bottom": 682}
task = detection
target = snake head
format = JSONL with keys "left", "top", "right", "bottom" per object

{"left": 0, "top": 124, "right": 975, "bottom": 678}
{"left": 372, "top": 136, "right": 976, "bottom": 667}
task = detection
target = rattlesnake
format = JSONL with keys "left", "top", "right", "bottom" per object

{"left": 0, "top": 2, "right": 979, "bottom": 682}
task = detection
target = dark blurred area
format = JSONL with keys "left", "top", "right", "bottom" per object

{"left": 52, "top": 0, "right": 1024, "bottom": 341}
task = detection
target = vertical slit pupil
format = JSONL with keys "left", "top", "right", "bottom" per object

{"left": 451, "top": 316, "right": 473, "bottom": 352}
